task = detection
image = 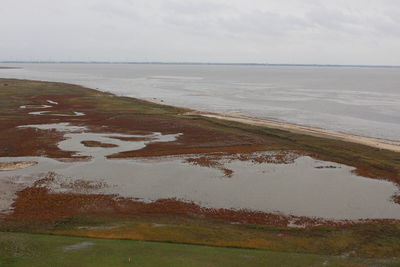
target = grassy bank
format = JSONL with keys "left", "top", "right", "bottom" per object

{"left": 2, "top": 215, "right": 398, "bottom": 258}
{"left": 1, "top": 232, "right": 398, "bottom": 267}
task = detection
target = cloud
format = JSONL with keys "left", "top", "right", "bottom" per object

{"left": 0, "top": 0, "right": 400, "bottom": 64}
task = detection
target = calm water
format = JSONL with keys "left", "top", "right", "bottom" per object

{"left": 1, "top": 122, "right": 399, "bottom": 220}
{"left": 1, "top": 63, "right": 400, "bottom": 141}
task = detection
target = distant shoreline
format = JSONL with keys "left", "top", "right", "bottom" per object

{"left": 1, "top": 61, "right": 400, "bottom": 68}
{"left": 0, "top": 66, "right": 21, "bottom": 69}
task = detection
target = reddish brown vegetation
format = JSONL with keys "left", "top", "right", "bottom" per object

{"left": 393, "top": 194, "right": 400, "bottom": 205}
{"left": 1, "top": 91, "right": 269, "bottom": 160}
{"left": 8, "top": 177, "right": 398, "bottom": 229}
{"left": 185, "top": 151, "right": 303, "bottom": 177}
{"left": 185, "top": 155, "right": 232, "bottom": 177}
{"left": 108, "top": 136, "right": 155, "bottom": 142}
{"left": 98, "top": 116, "right": 270, "bottom": 158}
{"left": 0, "top": 126, "right": 72, "bottom": 158}
{"left": 34, "top": 172, "right": 108, "bottom": 193}
{"left": 315, "top": 165, "right": 338, "bottom": 169}
{"left": 81, "top": 141, "right": 118, "bottom": 148}
{"left": 1, "top": 79, "right": 399, "bottom": 230}
{"left": 6, "top": 179, "right": 360, "bottom": 228}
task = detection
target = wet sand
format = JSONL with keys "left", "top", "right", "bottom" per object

{"left": 186, "top": 111, "right": 400, "bottom": 152}
{"left": 0, "top": 161, "right": 37, "bottom": 171}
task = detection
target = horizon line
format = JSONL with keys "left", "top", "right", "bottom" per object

{"left": 1, "top": 61, "right": 400, "bottom": 68}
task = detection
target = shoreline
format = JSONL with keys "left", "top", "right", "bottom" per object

{"left": 1, "top": 76, "right": 400, "bottom": 154}
{"left": 30, "top": 81, "right": 400, "bottom": 153}
{"left": 185, "top": 111, "right": 400, "bottom": 153}
{"left": 1, "top": 75, "right": 399, "bottom": 151}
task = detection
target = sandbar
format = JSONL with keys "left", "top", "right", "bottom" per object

{"left": 186, "top": 111, "right": 400, "bottom": 153}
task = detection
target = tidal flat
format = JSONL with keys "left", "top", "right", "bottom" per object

{"left": 0, "top": 78, "right": 400, "bottom": 259}
{"left": 1, "top": 122, "right": 399, "bottom": 220}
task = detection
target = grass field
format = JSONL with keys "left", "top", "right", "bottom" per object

{"left": 1, "top": 232, "right": 399, "bottom": 267}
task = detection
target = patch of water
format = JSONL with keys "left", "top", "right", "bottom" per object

{"left": 19, "top": 104, "right": 51, "bottom": 109}
{"left": 28, "top": 111, "right": 85, "bottom": 116}
{"left": 19, "top": 123, "right": 180, "bottom": 159}
{"left": 18, "top": 122, "right": 86, "bottom": 132}
{"left": 63, "top": 242, "right": 94, "bottom": 251}
{"left": 19, "top": 99, "right": 83, "bottom": 116}
{"left": 47, "top": 100, "right": 58, "bottom": 105}
{"left": 0, "top": 123, "right": 399, "bottom": 220}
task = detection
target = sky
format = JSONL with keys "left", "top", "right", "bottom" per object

{"left": 1, "top": 0, "right": 400, "bottom": 65}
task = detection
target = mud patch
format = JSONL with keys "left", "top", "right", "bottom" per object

{"left": 63, "top": 242, "right": 94, "bottom": 251}
{"left": 0, "top": 174, "right": 38, "bottom": 213}
{"left": 81, "top": 141, "right": 118, "bottom": 148}
{"left": 109, "top": 136, "right": 156, "bottom": 142}
{"left": 315, "top": 165, "right": 339, "bottom": 169}
{"left": 34, "top": 172, "right": 109, "bottom": 194}
{"left": 184, "top": 151, "right": 302, "bottom": 177}
{"left": 0, "top": 161, "right": 37, "bottom": 171}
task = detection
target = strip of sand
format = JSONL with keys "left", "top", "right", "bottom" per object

{"left": 0, "top": 161, "right": 37, "bottom": 171}
{"left": 185, "top": 111, "right": 400, "bottom": 153}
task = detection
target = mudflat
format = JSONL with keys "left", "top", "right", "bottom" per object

{"left": 0, "top": 161, "right": 37, "bottom": 171}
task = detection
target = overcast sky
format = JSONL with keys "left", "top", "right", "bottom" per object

{"left": 1, "top": 0, "right": 400, "bottom": 65}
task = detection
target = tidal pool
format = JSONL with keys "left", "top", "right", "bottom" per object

{"left": 0, "top": 122, "right": 399, "bottom": 220}
{"left": 28, "top": 111, "right": 85, "bottom": 116}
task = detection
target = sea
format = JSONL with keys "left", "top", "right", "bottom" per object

{"left": 1, "top": 63, "right": 399, "bottom": 141}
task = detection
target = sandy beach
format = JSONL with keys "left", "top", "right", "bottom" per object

{"left": 186, "top": 111, "right": 400, "bottom": 153}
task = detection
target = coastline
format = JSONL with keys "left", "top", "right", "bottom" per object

{"left": 1, "top": 76, "right": 399, "bottom": 154}
{"left": 1, "top": 78, "right": 400, "bottom": 258}
{"left": 0, "top": 67, "right": 398, "bottom": 146}
{"left": 185, "top": 111, "right": 400, "bottom": 153}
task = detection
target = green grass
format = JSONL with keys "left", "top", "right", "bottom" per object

{"left": 3, "top": 216, "right": 400, "bottom": 259}
{"left": 0, "top": 232, "right": 398, "bottom": 267}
